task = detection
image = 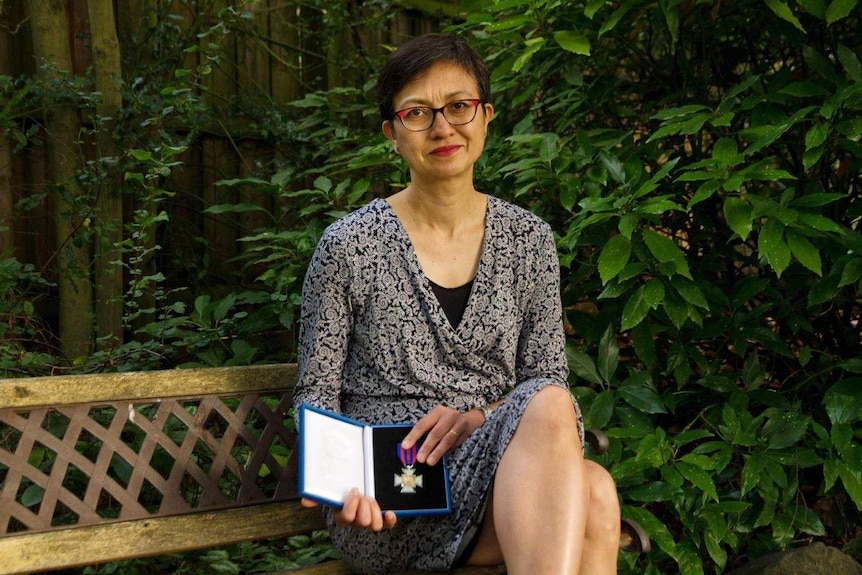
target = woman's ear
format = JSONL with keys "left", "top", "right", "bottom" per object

{"left": 483, "top": 103, "right": 495, "bottom": 129}
{"left": 382, "top": 120, "right": 399, "bottom": 153}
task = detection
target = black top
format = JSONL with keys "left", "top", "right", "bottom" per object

{"left": 428, "top": 279, "right": 474, "bottom": 328}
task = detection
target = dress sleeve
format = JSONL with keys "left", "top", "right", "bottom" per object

{"left": 294, "top": 229, "right": 353, "bottom": 415}
{"left": 515, "top": 224, "right": 569, "bottom": 388}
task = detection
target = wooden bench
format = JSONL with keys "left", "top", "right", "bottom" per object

{"left": 0, "top": 364, "right": 647, "bottom": 574}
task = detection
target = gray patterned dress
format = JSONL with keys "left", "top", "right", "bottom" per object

{"left": 294, "top": 195, "right": 584, "bottom": 573}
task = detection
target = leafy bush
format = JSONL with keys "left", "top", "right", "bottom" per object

{"left": 452, "top": 0, "right": 862, "bottom": 573}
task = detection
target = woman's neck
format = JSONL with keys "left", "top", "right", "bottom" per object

{"left": 394, "top": 183, "right": 484, "bottom": 235}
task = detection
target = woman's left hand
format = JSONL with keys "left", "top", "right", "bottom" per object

{"left": 401, "top": 405, "right": 484, "bottom": 466}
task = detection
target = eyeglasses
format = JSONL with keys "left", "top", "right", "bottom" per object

{"left": 393, "top": 99, "right": 482, "bottom": 132}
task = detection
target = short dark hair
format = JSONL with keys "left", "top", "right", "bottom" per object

{"left": 377, "top": 33, "right": 491, "bottom": 121}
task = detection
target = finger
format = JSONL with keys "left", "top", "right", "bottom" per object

{"left": 301, "top": 498, "right": 319, "bottom": 508}
{"left": 402, "top": 407, "right": 444, "bottom": 449}
{"left": 334, "top": 489, "right": 360, "bottom": 527}
{"left": 383, "top": 510, "right": 398, "bottom": 529}
{"left": 426, "top": 427, "right": 461, "bottom": 466}
{"left": 417, "top": 412, "right": 461, "bottom": 463}
{"left": 368, "top": 498, "right": 385, "bottom": 532}
{"left": 354, "top": 496, "right": 373, "bottom": 528}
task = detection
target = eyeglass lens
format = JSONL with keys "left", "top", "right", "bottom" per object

{"left": 396, "top": 100, "right": 480, "bottom": 131}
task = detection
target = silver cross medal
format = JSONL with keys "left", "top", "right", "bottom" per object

{"left": 395, "top": 443, "right": 423, "bottom": 493}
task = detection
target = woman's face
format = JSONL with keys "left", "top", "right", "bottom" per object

{"left": 382, "top": 61, "right": 494, "bottom": 186}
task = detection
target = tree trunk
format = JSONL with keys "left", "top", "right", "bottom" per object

{"left": 87, "top": 0, "right": 125, "bottom": 349}
{"left": 28, "top": 0, "right": 93, "bottom": 361}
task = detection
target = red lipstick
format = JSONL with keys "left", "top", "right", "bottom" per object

{"left": 431, "top": 145, "right": 461, "bottom": 157}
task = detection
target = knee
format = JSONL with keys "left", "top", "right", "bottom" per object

{"left": 521, "top": 385, "right": 579, "bottom": 435}
{"left": 585, "top": 460, "right": 621, "bottom": 539}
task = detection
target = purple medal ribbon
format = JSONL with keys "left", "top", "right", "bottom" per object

{"left": 398, "top": 443, "right": 418, "bottom": 468}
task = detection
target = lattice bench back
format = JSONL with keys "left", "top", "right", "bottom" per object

{"left": 0, "top": 364, "right": 329, "bottom": 575}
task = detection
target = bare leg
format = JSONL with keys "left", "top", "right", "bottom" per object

{"left": 467, "top": 385, "right": 620, "bottom": 574}
{"left": 580, "top": 460, "right": 621, "bottom": 574}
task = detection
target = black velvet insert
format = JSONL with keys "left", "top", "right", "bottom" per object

{"left": 371, "top": 425, "right": 450, "bottom": 513}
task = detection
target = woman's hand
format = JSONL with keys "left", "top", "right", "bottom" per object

{"left": 401, "top": 405, "right": 485, "bottom": 466}
{"left": 302, "top": 490, "right": 397, "bottom": 532}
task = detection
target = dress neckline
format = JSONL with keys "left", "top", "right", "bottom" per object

{"left": 376, "top": 196, "right": 495, "bottom": 335}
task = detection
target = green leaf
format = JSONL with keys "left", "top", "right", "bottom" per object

{"left": 662, "top": 289, "right": 690, "bottom": 329}
{"left": 797, "top": 0, "right": 827, "bottom": 18}
{"left": 618, "top": 374, "right": 666, "bottom": 414}
{"left": 677, "top": 460, "right": 719, "bottom": 501}
{"left": 621, "top": 285, "right": 650, "bottom": 331}
{"left": 786, "top": 229, "right": 822, "bottom": 275}
{"left": 839, "top": 258, "right": 862, "bottom": 287}
{"left": 798, "top": 212, "right": 844, "bottom": 234}
{"left": 600, "top": 152, "right": 626, "bottom": 184}
{"left": 759, "top": 218, "right": 791, "bottom": 277}
{"left": 553, "top": 30, "right": 591, "bottom": 56}
{"left": 20, "top": 483, "right": 45, "bottom": 507}
{"left": 688, "top": 179, "right": 723, "bottom": 209}
{"left": 809, "top": 273, "right": 840, "bottom": 306}
{"left": 742, "top": 453, "right": 767, "bottom": 496}
{"left": 229, "top": 339, "right": 255, "bottom": 365}
{"left": 598, "top": 4, "right": 630, "bottom": 37}
{"left": 567, "top": 348, "right": 603, "bottom": 384}
{"left": 790, "top": 193, "right": 846, "bottom": 207}
{"left": 598, "top": 325, "right": 619, "bottom": 383}
{"left": 204, "top": 202, "right": 266, "bottom": 214}
{"left": 631, "top": 322, "right": 657, "bottom": 370}
{"left": 513, "top": 37, "right": 546, "bottom": 73}
{"left": 764, "top": 414, "right": 809, "bottom": 450}
{"left": 779, "top": 80, "right": 830, "bottom": 97}
{"left": 826, "top": 0, "right": 858, "bottom": 24}
{"left": 643, "top": 279, "right": 665, "bottom": 309}
{"left": 128, "top": 149, "right": 153, "bottom": 161}
{"left": 587, "top": 390, "right": 615, "bottom": 429}
{"left": 643, "top": 229, "right": 692, "bottom": 279}
{"left": 792, "top": 506, "right": 826, "bottom": 536}
{"left": 805, "top": 121, "right": 829, "bottom": 151}
{"left": 624, "top": 507, "right": 678, "bottom": 556}
{"left": 838, "top": 461, "right": 862, "bottom": 510}
{"left": 837, "top": 43, "right": 862, "bottom": 81}
{"left": 712, "top": 137, "right": 740, "bottom": 165}
{"left": 486, "top": 14, "right": 534, "bottom": 32}
{"left": 651, "top": 104, "right": 711, "bottom": 121}
{"left": 764, "top": 0, "right": 807, "bottom": 32}
{"left": 584, "top": 0, "right": 604, "bottom": 18}
{"left": 824, "top": 378, "right": 862, "bottom": 425}
{"left": 598, "top": 234, "right": 632, "bottom": 284}
{"left": 313, "top": 176, "right": 332, "bottom": 193}
{"left": 671, "top": 277, "right": 709, "bottom": 309}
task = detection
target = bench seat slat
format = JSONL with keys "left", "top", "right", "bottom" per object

{"left": 0, "top": 501, "right": 325, "bottom": 575}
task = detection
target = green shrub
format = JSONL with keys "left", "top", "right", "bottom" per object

{"left": 456, "top": 1, "right": 861, "bottom": 573}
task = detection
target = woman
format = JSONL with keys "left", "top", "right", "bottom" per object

{"left": 295, "top": 33, "right": 621, "bottom": 574}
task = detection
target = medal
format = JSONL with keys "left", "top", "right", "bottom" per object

{"left": 394, "top": 443, "right": 423, "bottom": 494}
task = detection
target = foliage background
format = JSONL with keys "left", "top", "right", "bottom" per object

{"left": 2, "top": 0, "right": 861, "bottom": 573}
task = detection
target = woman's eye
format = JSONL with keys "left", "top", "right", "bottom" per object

{"left": 406, "top": 108, "right": 429, "bottom": 118}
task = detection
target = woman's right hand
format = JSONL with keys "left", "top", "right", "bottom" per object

{"left": 302, "top": 490, "right": 397, "bottom": 532}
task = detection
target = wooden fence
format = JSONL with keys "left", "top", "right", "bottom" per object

{"left": 0, "top": 0, "right": 442, "bottom": 361}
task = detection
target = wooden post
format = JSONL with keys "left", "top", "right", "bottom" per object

{"left": 0, "top": 5, "right": 13, "bottom": 255}
{"left": 87, "top": 0, "right": 125, "bottom": 348}
{"left": 27, "top": 0, "right": 94, "bottom": 361}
